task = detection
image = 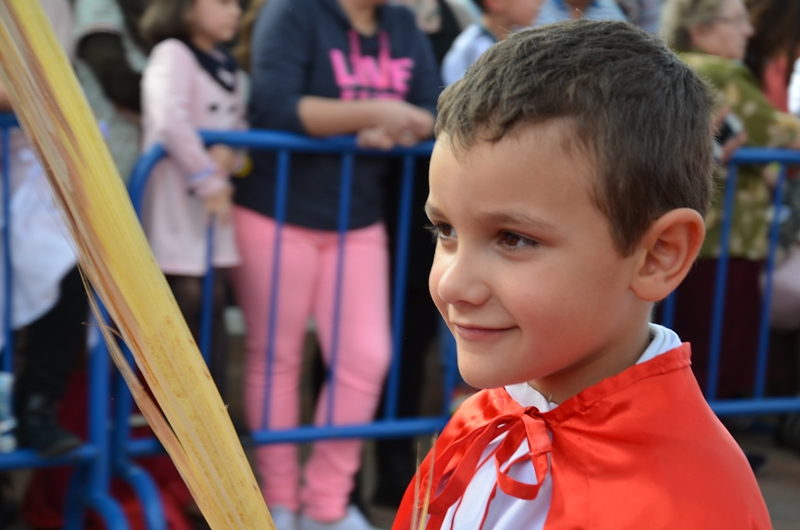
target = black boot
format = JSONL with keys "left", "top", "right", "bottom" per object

{"left": 16, "top": 394, "right": 81, "bottom": 458}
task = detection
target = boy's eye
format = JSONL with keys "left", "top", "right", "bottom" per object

{"left": 425, "top": 223, "right": 456, "bottom": 242}
{"left": 499, "top": 231, "right": 538, "bottom": 249}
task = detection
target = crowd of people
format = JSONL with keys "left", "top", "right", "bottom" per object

{"left": 1, "top": 0, "right": 799, "bottom": 528}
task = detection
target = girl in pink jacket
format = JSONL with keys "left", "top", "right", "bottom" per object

{"left": 139, "top": 0, "right": 245, "bottom": 400}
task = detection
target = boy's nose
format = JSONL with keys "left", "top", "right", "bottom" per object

{"left": 433, "top": 252, "right": 491, "bottom": 307}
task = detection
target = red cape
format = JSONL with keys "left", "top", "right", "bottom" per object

{"left": 393, "top": 344, "right": 771, "bottom": 529}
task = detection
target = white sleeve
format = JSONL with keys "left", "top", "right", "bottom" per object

{"left": 442, "top": 49, "right": 466, "bottom": 86}
{"left": 789, "top": 58, "right": 800, "bottom": 116}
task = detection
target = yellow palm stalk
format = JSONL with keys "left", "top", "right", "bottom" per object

{"left": 0, "top": 1, "right": 273, "bottom": 527}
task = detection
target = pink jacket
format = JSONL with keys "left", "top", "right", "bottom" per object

{"left": 141, "top": 39, "right": 247, "bottom": 275}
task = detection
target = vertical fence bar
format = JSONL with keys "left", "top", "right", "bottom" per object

{"left": 115, "top": 145, "right": 166, "bottom": 459}
{"left": 384, "top": 155, "right": 416, "bottom": 421}
{"left": 87, "top": 302, "right": 112, "bottom": 494}
{"left": 325, "top": 153, "right": 354, "bottom": 427}
{"left": 199, "top": 225, "right": 215, "bottom": 364}
{"left": 706, "top": 164, "right": 740, "bottom": 400}
{"left": 113, "top": 145, "right": 169, "bottom": 530}
{"left": 261, "top": 150, "right": 291, "bottom": 430}
{"left": 114, "top": 151, "right": 158, "bottom": 463}
{"left": 2, "top": 126, "right": 12, "bottom": 373}
{"left": 753, "top": 164, "right": 788, "bottom": 398}
{"left": 660, "top": 291, "right": 677, "bottom": 330}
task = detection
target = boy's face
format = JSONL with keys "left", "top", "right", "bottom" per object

{"left": 427, "top": 122, "right": 649, "bottom": 398}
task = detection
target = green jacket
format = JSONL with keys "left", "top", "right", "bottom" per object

{"left": 681, "top": 52, "right": 800, "bottom": 260}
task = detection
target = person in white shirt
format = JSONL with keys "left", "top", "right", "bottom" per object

{"left": 535, "top": 0, "right": 626, "bottom": 26}
{"left": 442, "top": 0, "right": 543, "bottom": 85}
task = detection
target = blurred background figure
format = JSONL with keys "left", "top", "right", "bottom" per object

{"left": 661, "top": 0, "right": 800, "bottom": 478}
{"left": 393, "top": 0, "right": 475, "bottom": 66}
{"left": 615, "top": 0, "right": 663, "bottom": 33}
{"left": 74, "top": 0, "right": 148, "bottom": 182}
{"left": 139, "top": 0, "right": 247, "bottom": 405}
{"left": 745, "top": 0, "right": 800, "bottom": 455}
{"left": 745, "top": 0, "right": 800, "bottom": 112}
{"left": 0, "top": 0, "right": 84, "bottom": 461}
{"left": 535, "top": 0, "right": 626, "bottom": 26}
{"left": 232, "top": 0, "right": 438, "bottom": 529}
{"left": 442, "top": 0, "right": 543, "bottom": 85}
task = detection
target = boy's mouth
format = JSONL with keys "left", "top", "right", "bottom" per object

{"left": 452, "top": 323, "right": 516, "bottom": 341}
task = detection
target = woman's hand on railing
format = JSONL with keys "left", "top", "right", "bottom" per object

{"left": 356, "top": 126, "right": 396, "bottom": 150}
{"left": 369, "top": 100, "right": 434, "bottom": 143}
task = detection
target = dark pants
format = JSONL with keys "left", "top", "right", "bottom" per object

{"left": 15, "top": 266, "right": 88, "bottom": 402}
{"left": 670, "top": 258, "right": 762, "bottom": 399}
{"left": 166, "top": 270, "right": 230, "bottom": 401}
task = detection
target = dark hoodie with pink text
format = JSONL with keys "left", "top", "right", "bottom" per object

{"left": 236, "top": 0, "right": 440, "bottom": 230}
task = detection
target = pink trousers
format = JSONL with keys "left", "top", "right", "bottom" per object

{"left": 230, "top": 206, "right": 391, "bottom": 521}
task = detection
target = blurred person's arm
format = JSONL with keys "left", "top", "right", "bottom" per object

{"left": 250, "top": 0, "right": 433, "bottom": 139}
{"left": 77, "top": 32, "right": 142, "bottom": 113}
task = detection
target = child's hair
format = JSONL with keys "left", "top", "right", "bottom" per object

{"left": 140, "top": 0, "right": 195, "bottom": 50}
{"left": 436, "top": 20, "right": 716, "bottom": 256}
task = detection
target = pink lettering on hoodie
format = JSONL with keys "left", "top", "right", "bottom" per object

{"left": 329, "top": 30, "right": 414, "bottom": 101}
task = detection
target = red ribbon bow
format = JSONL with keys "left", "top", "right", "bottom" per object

{"left": 418, "top": 406, "right": 553, "bottom": 530}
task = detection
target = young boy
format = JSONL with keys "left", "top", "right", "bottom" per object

{"left": 393, "top": 20, "right": 772, "bottom": 530}
{"left": 441, "top": 0, "right": 542, "bottom": 85}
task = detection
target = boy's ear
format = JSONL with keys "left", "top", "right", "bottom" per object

{"left": 630, "top": 208, "right": 706, "bottom": 302}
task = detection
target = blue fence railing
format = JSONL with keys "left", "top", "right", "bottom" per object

{"left": 661, "top": 148, "right": 800, "bottom": 416}
{"left": 121, "top": 131, "right": 457, "bottom": 450}
{"left": 4, "top": 113, "right": 800, "bottom": 528}
{"left": 0, "top": 113, "right": 128, "bottom": 529}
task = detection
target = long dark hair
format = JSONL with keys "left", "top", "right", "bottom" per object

{"left": 139, "top": 0, "right": 195, "bottom": 51}
{"left": 745, "top": 0, "right": 800, "bottom": 86}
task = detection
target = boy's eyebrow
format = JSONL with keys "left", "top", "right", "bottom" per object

{"left": 424, "top": 202, "right": 443, "bottom": 218}
{"left": 425, "top": 203, "right": 555, "bottom": 230}
{"left": 477, "top": 211, "right": 555, "bottom": 231}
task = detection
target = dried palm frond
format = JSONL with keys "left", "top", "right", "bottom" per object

{"left": 0, "top": 1, "right": 273, "bottom": 527}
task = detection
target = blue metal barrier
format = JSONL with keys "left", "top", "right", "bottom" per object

{"left": 0, "top": 114, "right": 128, "bottom": 529}
{"left": 659, "top": 148, "right": 800, "bottom": 416}
{"left": 114, "top": 130, "right": 453, "bottom": 530}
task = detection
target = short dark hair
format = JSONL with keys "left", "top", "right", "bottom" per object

{"left": 436, "top": 20, "right": 716, "bottom": 256}
{"left": 140, "top": 0, "right": 195, "bottom": 50}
